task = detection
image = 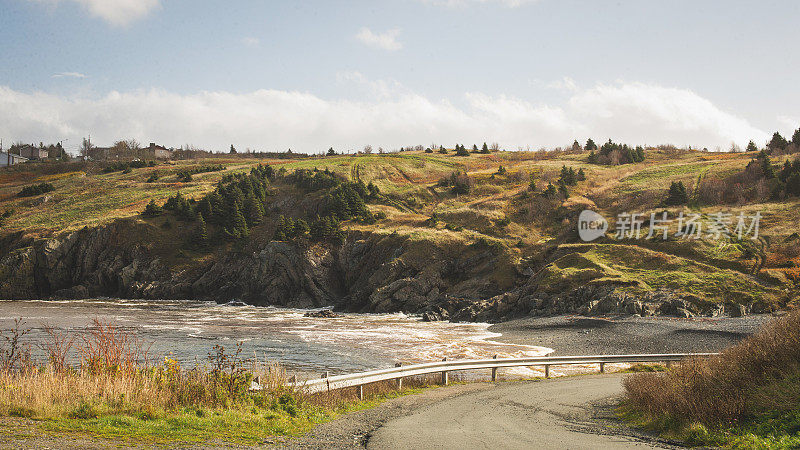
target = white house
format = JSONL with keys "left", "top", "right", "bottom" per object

{"left": 0, "top": 152, "right": 28, "bottom": 167}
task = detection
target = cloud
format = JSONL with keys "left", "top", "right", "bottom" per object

{"left": 568, "top": 82, "right": 769, "bottom": 148}
{"left": 52, "top": 72, "right": 86, "bottom": 79}
{"left": 0, "top": 80, "right": 769, "bottom": 154}
{"left": 28, "top": 0, "right": 161, "bottom": 26}
{"left": 241, "top": 37, "right": 260, "bottom": 47}
{"left": 355, "top": 27, "right": 402, "bottom": 51}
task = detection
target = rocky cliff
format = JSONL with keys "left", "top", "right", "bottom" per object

{"left": 0, "top": 219, "right": 776, "bottom": 322}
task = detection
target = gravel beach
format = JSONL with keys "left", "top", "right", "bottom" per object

{"left": 488, "top": 313, "right": 778, "bottom": 355}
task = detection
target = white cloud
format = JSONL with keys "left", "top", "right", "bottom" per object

{"left": 29, "top": 0, "right": 161, "bottom": 26}
{"left": 568, "top": 82, "right": 769, "bottom": 148}
{"left": 241, "top": 37, "right": 260, "bottom": 47}
{"left": 52, "top": 72, "right": 86, "bottom": 79}
{"left": 0, "top": 80, "right": 769, "bottom": 154}
{"left": 355, "top": 27, "right": 402, "bottom": 51}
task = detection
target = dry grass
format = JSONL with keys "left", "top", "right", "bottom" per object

{"left": 623, "top": 310, "right": 800, "bottom": 444}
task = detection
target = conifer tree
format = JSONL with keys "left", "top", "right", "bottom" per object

{"left": 193, "top": 213, "right": 208, "bottom": 247}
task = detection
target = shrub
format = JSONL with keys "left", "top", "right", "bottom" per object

{"left": 68, "top": 402, "right": 99, "bottom": 419}
{"left": 623, "top": 310, "right": 800, "bottom": 433}
{"left": 146, "top": 172, "right": 159, "bottom": 183}
{"left": 18, "top": 183, "right": 55, "bottom": 197}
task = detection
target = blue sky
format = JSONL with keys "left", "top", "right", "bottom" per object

{"left": 1, "top": 0, "right": 798, "bottom": 153}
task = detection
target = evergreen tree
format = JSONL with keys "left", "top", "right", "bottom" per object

{"left": 327, "top": 147, "right": 337, "bottom": 156}
{"left": 227, "top": 202, "right": 248, "bottom": 238}
{"left": 767, "top": 132, "right": 789, "bottom": 152}
{"left": 472, "top": 144, "right": 479, "bottom": 152}
{"left": 438, "top": 146, "right": 448, "bottom": 154}
{"left": 792, "top": 128, "right": 800, "bottom": 146}
{"left": 759, "top": 151, "right": 776, "bottom": 178}
{"left": 634, "top": 146, "right": 646, "bottom": 162}
{"left": 455, "top": 145, "right": 470, "bottom": 156}
{"left": 577, "top": 168, "right": 586, "bottom": 181}
{"left": 542, "top": 183, "right": 558, "bottom": 199}
{"left": 585, "top": 138, "right": 597, "bottom": 151}
{"left": 587, "top": 150, "right": 598, "bottom": 164}
{"left": 142, "top": 199, "right": 163, "bottom": 217}
{"left": 242, "top": 196, "right": 264, "bottom": 226}
{"left": 780, "top": 160, "right": 793, "bottom": 182}
{"left": 665, "top": 181, "right": 689, "bottom": 205}
{"left": 558, "top": 182, "right": 569, "bottom": 199}
{"left": 746, "top": 140, "right": 759, "bottom": 152}
{"left": 230, "top": 145, "right": 237, "bottom": 154}
{"left": 193, "top": 213, "right": 208, "bottom": 248}
{"left": 481, "top": 142, "right": 490, "bottom": 154}
{"left": 273, "top": 216, "right": 289, "bottom": 240}
{"left": 787, "top": 173, "right": 800, "bottom": 197}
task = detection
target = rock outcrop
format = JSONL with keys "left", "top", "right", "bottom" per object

{"left": 0, "top": 219, "right": 767, "bottom": 322}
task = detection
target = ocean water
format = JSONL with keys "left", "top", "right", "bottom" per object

{"left": 0, "top": 299, "right": 551, "bottom": 377}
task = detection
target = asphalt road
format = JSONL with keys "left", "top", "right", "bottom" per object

{"left": 366, "top": 375, "right": 670, "bottom": 450}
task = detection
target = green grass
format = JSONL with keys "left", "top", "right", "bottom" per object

{"left": 33, "top": 388, "right": 425, "bottom": 445}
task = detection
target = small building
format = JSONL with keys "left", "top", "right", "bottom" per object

{"left": 0, "top": 152, "right": 29, "bottom": 166}
{"left": 149, "top": 143, "right": 172, "bottom": 159}
{"left": 18, "top": 145, "right": 48, "bottom": 160}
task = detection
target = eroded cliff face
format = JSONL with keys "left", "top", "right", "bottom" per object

{"left": 0, "top": 219, "right": 769, "bottom": 322}
{"left": 0, "top": 220, "right": 522, "bottom": 318}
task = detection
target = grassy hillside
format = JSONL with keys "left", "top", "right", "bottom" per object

{"left": 1, "top": 147, "right": 798, "bottom": 310}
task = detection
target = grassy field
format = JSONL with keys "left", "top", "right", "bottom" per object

{"left": 1, "top": 147, "right": 798, "bottom": 308}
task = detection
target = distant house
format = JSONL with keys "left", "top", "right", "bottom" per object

{"left": 18, "top": 145, "right": 48, "bottom": 160}
{"left": 0, "top": 152, "right": 28, "bottom": 166}
{"left": 149, "top": 143, "right": 172, "bottom": 159}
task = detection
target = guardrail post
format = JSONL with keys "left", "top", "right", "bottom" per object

{"left": 544, "top": 364, "right": 550, "bottom": 379}
{"left": 323, "top": 371, "right": 330, "bottom": 392}
{"left": 491, "top": 354, "right": 498, "bottom": 382}
{"left": 358, "top": 384, "right": 364, "bottom": 401}
{"left": 600, "top": 362, "right": 605, "bottom": 374}
{"left": 395, "top": 363, "right": 403, "bottom": 390}
{"left": 441, "top": 357, "right": 449, "bottom": 385}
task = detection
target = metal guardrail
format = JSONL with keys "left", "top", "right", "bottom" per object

{"left": 287, "top": 353, "right": 718, "bottom": 397}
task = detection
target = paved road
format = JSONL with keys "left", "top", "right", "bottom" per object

{"left": 367, "top": 375, "right": 668, "bottom": 450}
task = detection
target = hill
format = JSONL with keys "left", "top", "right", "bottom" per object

{"left": 0, "top": 146, "right": 797, "bottom": 321}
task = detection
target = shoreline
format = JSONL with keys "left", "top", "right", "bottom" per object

{"left": 488, "top": 313, "right": 776, "bottom": 355}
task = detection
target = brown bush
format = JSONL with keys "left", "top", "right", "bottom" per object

{"left": 623, "top": 310, "right": 800, "bottom": 426}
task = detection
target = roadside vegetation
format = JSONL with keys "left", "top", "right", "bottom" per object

{"left": 0, "top": 319, "right": 433, "bottom": 445}
{"left": 622, "top": 310, "right": 800, "bottom": 448}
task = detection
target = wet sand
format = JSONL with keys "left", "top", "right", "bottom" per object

{"left": 489, "top": 314, "right": 778, "bottom": 355}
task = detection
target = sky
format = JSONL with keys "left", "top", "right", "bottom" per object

{"left": 1, "top": 0, "right": 799, "bottom": 154}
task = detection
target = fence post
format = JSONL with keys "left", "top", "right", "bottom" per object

{"left": 491, "top": 354, "right": 498, "bottom": 382}
{"left": 323, "top": 371, "right": 330, "bottom": 392}
{"left": 600, "top": 362, "right": 605, "bottom": 374}
{"left": 441, "top": 357, "right": 449, "bottom": 385}
{"left": 395, "top": 363, "right": 403, "bottom": 390}
{"left": 544, "top": 364, "right": 550, "bottom": 379}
